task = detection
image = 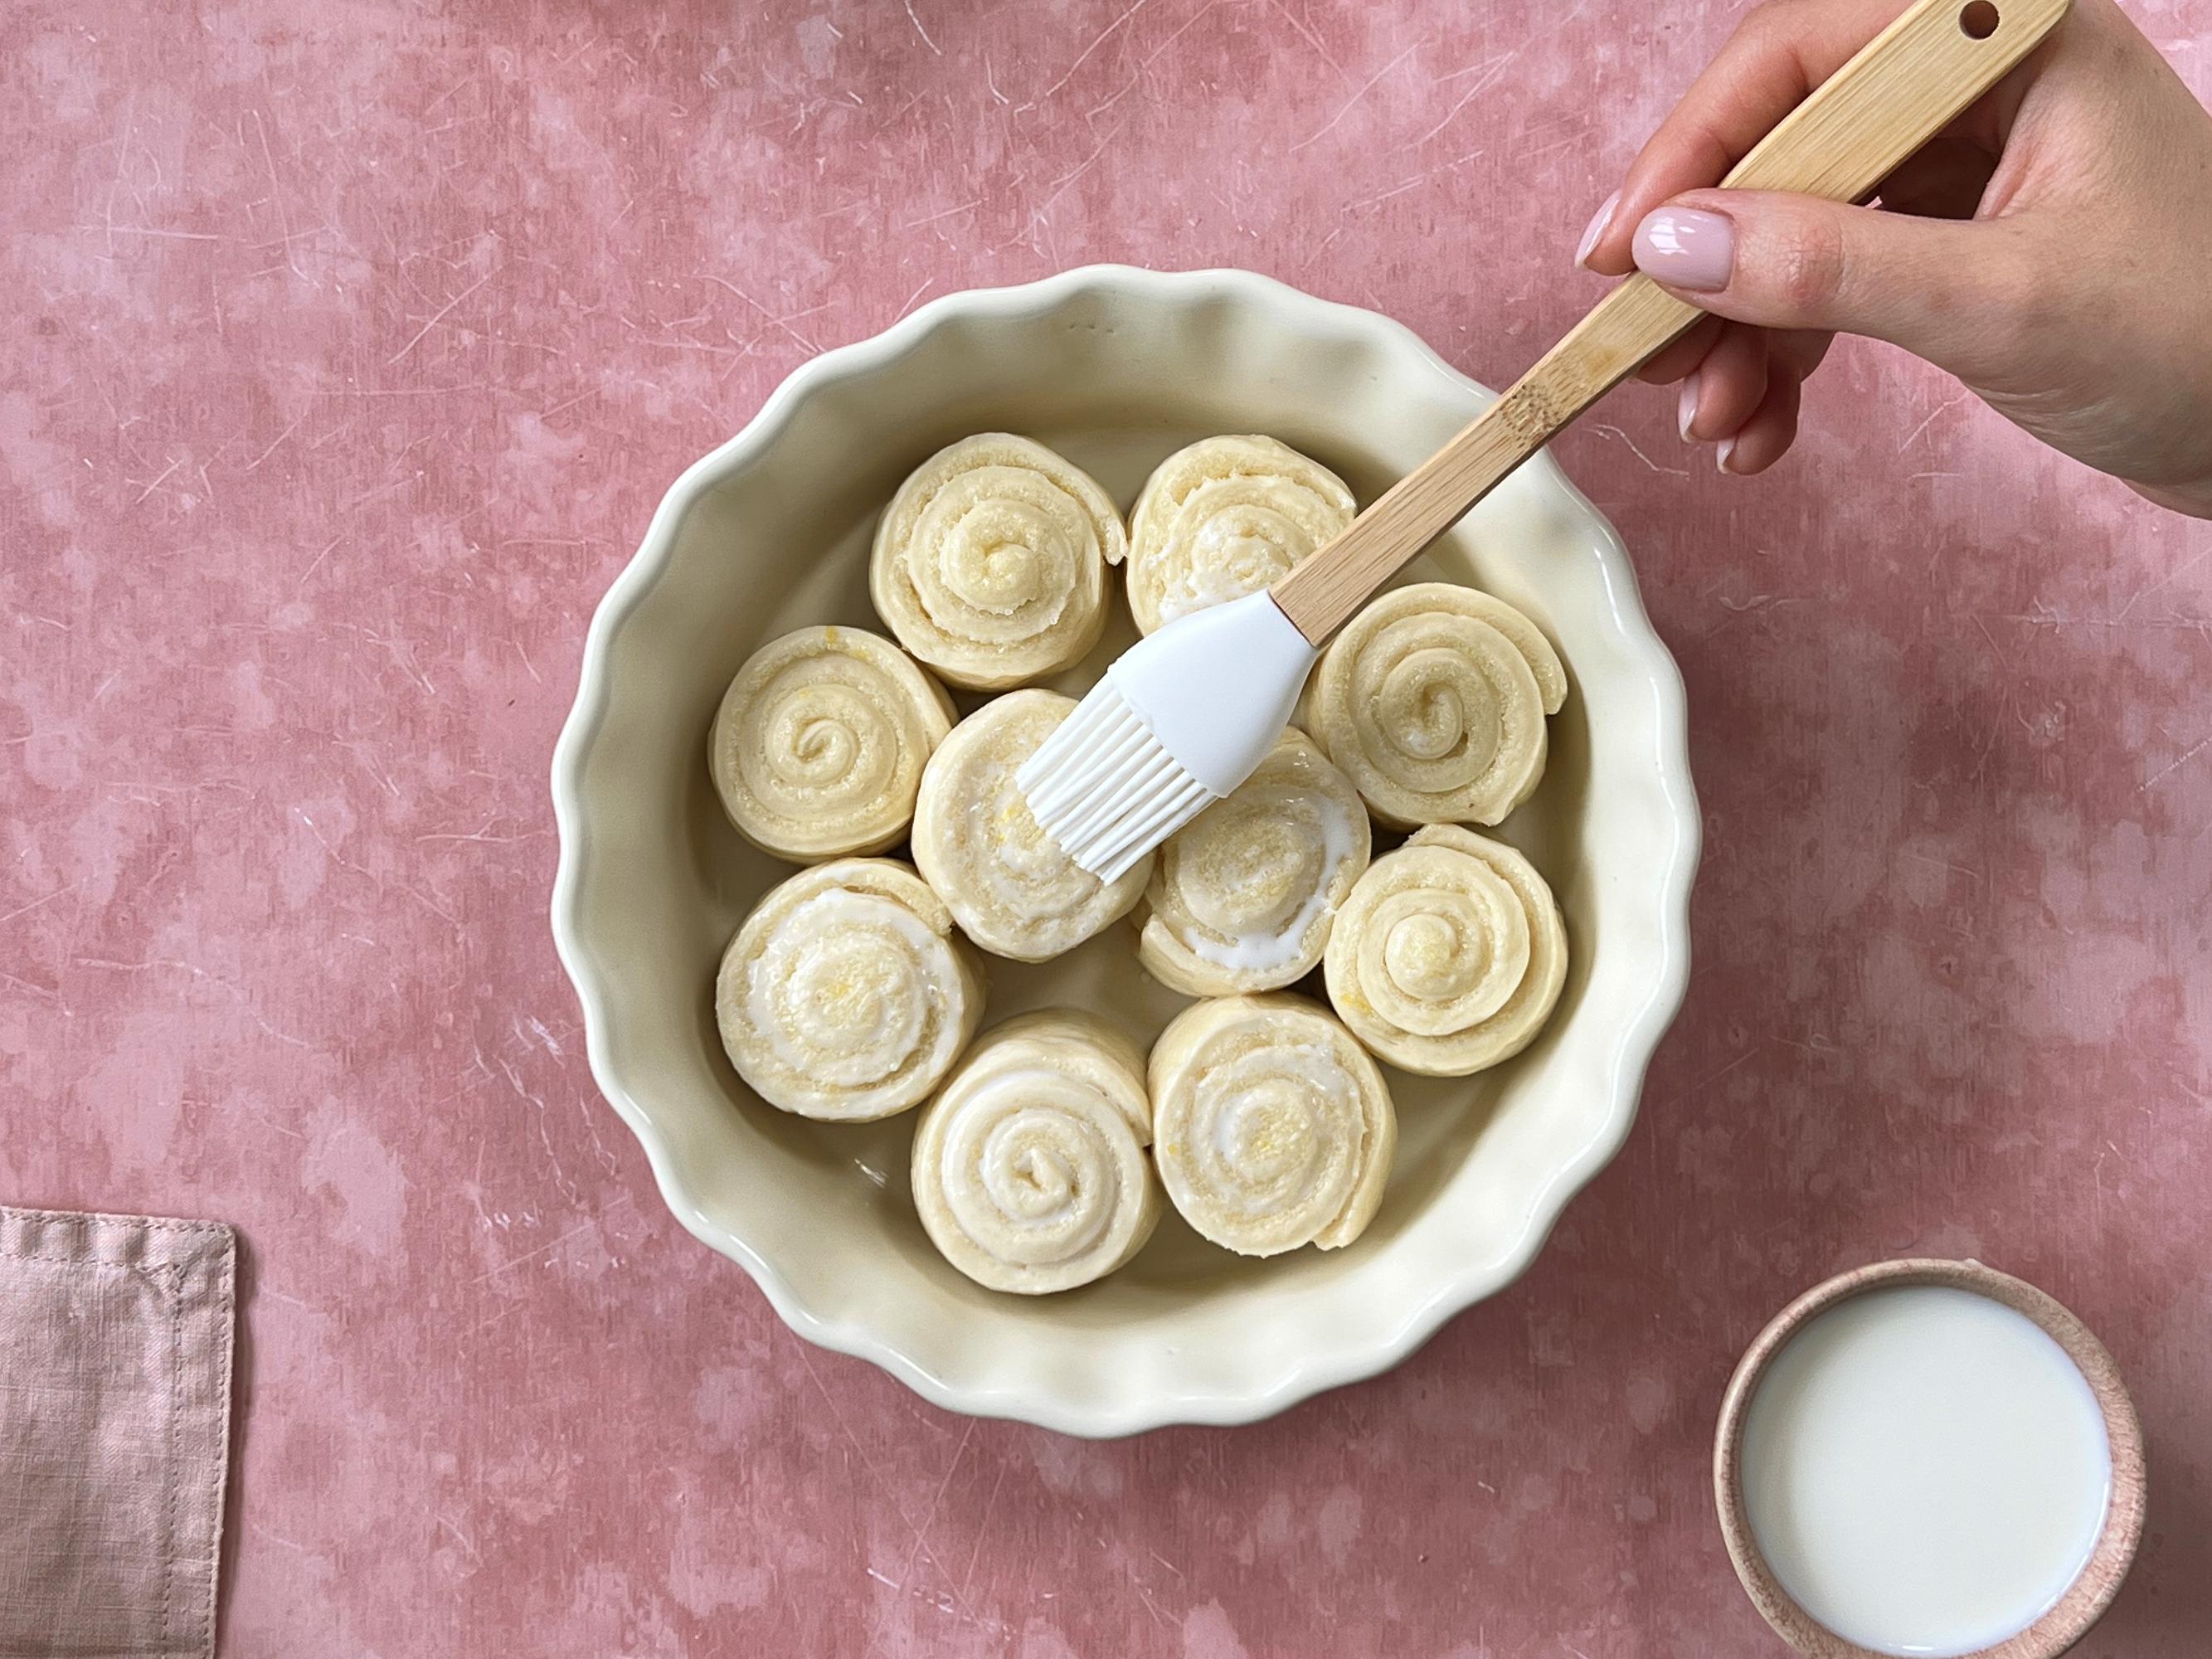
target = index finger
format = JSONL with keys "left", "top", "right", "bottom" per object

{"left": 1582, "top": 0, "right": 1918, "bottom": 274}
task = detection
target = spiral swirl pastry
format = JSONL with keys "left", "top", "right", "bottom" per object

{"left": 912, "top": 690, "right": 1152, "bottom": 962}
{"left": 1302, "top": 581, "right": 1569, "bottom": 829}
{"left": 1124, "top": 435, "right": 1355, "bottom": 635}
{"left": 911, "top": 1010, "right": 1160, "bottom": 1294}
{"left": 708, "top": 626, "right": 955, "bottom": 861}
{"left": 868, "top": 434, "right": 1125, "bottom": 691}
{"left": 1149, "top": 994, "right": 1397, "bottom": 1258}
{"left": 1323, "top": 825, "right": 1568, "bottom": 1077}
{"left": 1136, "top": 730, "right": 1370, "bottom": 996}
{"left": 715, "top": 859, "right": 985, "bottom": 1121}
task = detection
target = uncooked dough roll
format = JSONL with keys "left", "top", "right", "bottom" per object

{"left": 869, "top": 434, "right": 1125, "bottom": 690}
{"left": 1124, "top": 435, "right": 1355, "bottom": 634}
{"left": 708, "top": 626, "right": 955, "bottom": 861}
{"left": 716, "top": 859, "right": 985, "bottom": 1121}
{"left": 912, "top": 690, "right": 1152, "bottom": 961}
{"left": 1301, "top": 581, "right": 1568, "bottom": 828}
{"left": 1149, "top": 994, "right": 1396, "bottom": 1258}
{"left": 1323, "top": 825, "right": 1567, "bottom": 1077}
{"left": 911, "top": 1010, "right": 1160, "bottom": 1294}
{"left": 1135, "top": 730, "right": 1370, "bottom": 996}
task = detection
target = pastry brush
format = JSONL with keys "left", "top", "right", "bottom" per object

{"left": 1021, "top": 0, "right": 2070, "bottom": 880}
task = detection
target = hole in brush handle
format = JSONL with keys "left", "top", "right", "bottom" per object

{"left": 1960, "top": 2, "right": 2001, "bottom": 38}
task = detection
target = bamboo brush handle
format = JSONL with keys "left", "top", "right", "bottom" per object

{"left": 1271, "top": 0, "right": 2071, "bottom": 645}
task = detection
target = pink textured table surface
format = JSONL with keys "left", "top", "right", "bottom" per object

{"left": 5, "top": 2, "right": 2210, "bottom": 1653}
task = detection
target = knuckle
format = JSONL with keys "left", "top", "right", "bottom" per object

{"left": 1736, "top": 2, "right": 1798, "bottom": 49}
{"left": 1769, "top": 212, "right": 1849, "bottom": 316}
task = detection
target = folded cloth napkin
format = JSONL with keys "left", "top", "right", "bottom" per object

{"left": 0, "top": 1207, "right": 236, "bottom": 1658}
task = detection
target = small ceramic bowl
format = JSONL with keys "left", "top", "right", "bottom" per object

{"left": 550, "top": 265, "right": 1699, "bottom": 1434}
{"left": 1714, "top": 1258, "right": 2146, "bottom": 1659}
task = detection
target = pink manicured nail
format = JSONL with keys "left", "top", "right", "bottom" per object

{"left": 1717, "top": 435, "right": 1740, "bottom": 474}
{"left": 1575, "top": 190, "right": 1620, "bottom": 269}
{"left": 1677, "top": 372, "right": 1702, "bottom": 442}
{"left": 1634, "top": 207, "right": 1734, "bottom": 292}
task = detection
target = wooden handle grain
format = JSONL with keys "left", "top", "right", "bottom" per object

{"left": 1271, "top": 0, "right": 2072, "bottom": 644}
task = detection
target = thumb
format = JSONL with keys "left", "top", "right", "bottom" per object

{"left": 1630, "top": 188, "right": 2033, "bottom": 385}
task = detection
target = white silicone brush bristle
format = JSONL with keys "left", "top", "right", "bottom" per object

{"left": 1017, "top": 591, "right": 1320, "bottom": 881}
{"left": 1018, "top": 683, "right": 1214, "bottom": 883}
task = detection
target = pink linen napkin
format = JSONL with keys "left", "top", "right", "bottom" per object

{"left": 0, "top": 1206, "right": 236, "bottom": 1658}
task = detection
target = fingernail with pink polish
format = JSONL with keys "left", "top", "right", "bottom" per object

{"left": 1575, "top": 190, "right": 1620, "bottom": 269}
{"left": 1677, "top": 372, "right": 1701, "bottom": 442}
{"left": 1717, "top": 435, "right": 1739, "bottom": 474}
{"left": 1634, "top": 207, "right": 1734, "bottom": 292}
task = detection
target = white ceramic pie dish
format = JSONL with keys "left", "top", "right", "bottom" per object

{"left": 550, "top": 265, "right": 1699, "bottom": 1436}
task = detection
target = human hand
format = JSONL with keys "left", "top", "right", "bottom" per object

{"left": 1577, "top": 0, "right": 2212, "bottom": 517}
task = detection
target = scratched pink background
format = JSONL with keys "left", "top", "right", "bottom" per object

{"left": 4, "top": 1, "right": 2211, "bottom": 1653}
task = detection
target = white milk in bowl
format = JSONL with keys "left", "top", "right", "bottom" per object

{"left": 1739, "top": 1285, "right": 2112, "bottom": 1657}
